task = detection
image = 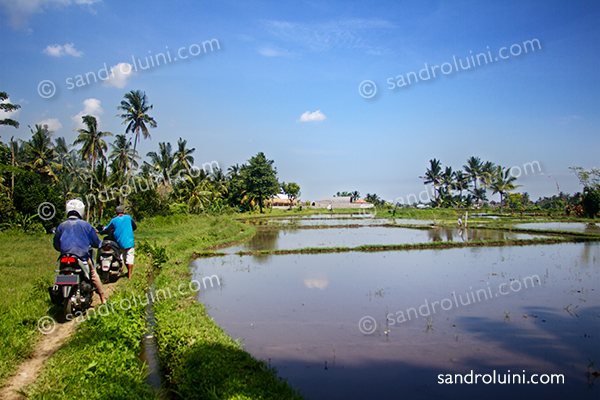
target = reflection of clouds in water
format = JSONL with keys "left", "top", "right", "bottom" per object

{"left": 303, "top": 278, "right": 329, "bottom": 289}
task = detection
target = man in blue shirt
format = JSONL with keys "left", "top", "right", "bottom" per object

{"left": 100, "top": 205, "right": 137, "bottom": 279}
{"left": 53, "top": 199, "right": 106, "bottom": 304}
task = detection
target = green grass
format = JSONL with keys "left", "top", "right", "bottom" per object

{"left": 143, "top": 214, "right": 304, "bottom": 399}
{"left": 0, "top": 230, "right": 56, "bottom": 387}
{"left": 25, "top": 250, "right": 155, "bottom": 399}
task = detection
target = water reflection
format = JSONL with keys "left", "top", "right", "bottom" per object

{"left": 224, "top": 227, "right": 545, "bottom": 253}
{"left": 512, "top": 222, "right": 600, "bottom": 234}
{"left": 192, "top": 243, "right": 600, "bottom": 400}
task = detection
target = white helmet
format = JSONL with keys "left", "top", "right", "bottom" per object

{"left": 66, "top": 199, "right": 85, "bottom": 219}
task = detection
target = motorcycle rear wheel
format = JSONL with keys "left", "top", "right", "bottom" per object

{"left": 100, "top": 270, "right": 110, "bottom": 283}
{"left": 62, "top": 298, "right": 73, "bottom": 323}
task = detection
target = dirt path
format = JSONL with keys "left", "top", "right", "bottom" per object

{"left": 0, "top": 285, "right": 117, "bottom": 400}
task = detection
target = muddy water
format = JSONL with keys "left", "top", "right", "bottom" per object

{"left": 223, "top": 227, "right": 546, "bottom": 253}
{"left": 192, "top": 242, "right": 600, "bottom": 399}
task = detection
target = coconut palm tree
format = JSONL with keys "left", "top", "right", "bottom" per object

{"left": 74, "top": 115, "right": 113, "bottom": 190}
{"left": 440, "top": 166, "right": 456, "bottom": 196}
{"left": 0, "top": 92, "right": 20, "bottom": 128}
{"left": 146, "top": 142, "right": 175, "bottom": 187}
{"left": 173, "top": 137, "right": 195, "bottom": 178}
{"left": 109, "top": 134, "right": 139, "bottom": 174}
{"left": 463, "top": 156, "right": 483, "bottom": 191}
{"left": 227, "top": 164, "right": 241, "bottom": 180}
{"left": 21, "top": 124, "right": 56, "bottom": 181}
{"left": 484, "top": 166, "right": 522, "bottom": 211}
{"left": 422, "top": 158, "right": 442, "bottom": 201}
{"left": 117, "top": 90, "right": 157, "bottom": 154}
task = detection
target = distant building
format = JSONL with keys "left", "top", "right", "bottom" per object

{"left": 267, "top": 193, "right": 297, "bottom": 207}
{"left": 311, "top": 196, "right": 374, "bottom": 209}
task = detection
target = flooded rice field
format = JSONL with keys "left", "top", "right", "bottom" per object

{"left": 223, "top": 227, "right": 547, "bottom": 253}
{"left": 510, "top": 222, "right": 600, "bottom": 234}
{"left": 192, "top": 230, "right": 600, "bottom": 399}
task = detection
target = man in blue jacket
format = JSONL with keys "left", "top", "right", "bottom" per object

{"left": 54, "top": 199, "right": 106, "bottom": 303}
{"left": 100, "top": 205, "right": 137, "bottom": 279}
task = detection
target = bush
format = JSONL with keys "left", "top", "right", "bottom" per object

{"left": 582, "top": 187, "right": 600, "bottom": 218}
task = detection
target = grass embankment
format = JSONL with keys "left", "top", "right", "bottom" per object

{"left": 0, "top": 229, "right": 155, "bottom": 398}
{"left": 138, "top": 214, "right": 304, "bottom": 399}
{"left": 0, "top": 231, "right": 56, "bottom": 386}
{"left": 23, "top": 247, "right": 155, "bottom": 398}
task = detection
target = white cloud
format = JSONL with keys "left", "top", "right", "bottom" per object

{"left": 39, "top": 118, "right": 62, "bottom": 132}
{"left": 43, "top": 42, "right": 84, "bottom": 57}
{"left": 71, "top": 98, "right": 104, "bottom": 129}
{"left": 257, "top": 46, "right": 293, "bottom": 58}
{"left": 263, "top": 18, "right": 395, "bottom": 53}
{"left": 0, "top": 0, "right": 102, "bottom": 29}
{"left": 298, "top": 110, "right": 327, "bottom": 122}
{"left": 102, "top": 63, "right": 136, "bottom": 88}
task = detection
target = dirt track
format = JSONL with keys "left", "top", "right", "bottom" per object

{"left": 0, "top": 286, "right": 116, "bottom": 400}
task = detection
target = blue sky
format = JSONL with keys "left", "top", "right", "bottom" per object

{"left": 1, "top": 0, "right": 598, "bottom": 203}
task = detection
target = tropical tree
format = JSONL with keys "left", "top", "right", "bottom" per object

{"left": 173, "top": 137, "right": 195, "bottom": 178}
{"left": 351, "top": 191, "right": 360, "bottom": 202}
{"left": 440, "top": 166, "right": 456, "bottom": 196}
{"left": 281, "top": 181, "right": 301, "bottom": 209}
{"left": 21, "top": 124, "right": 56, "bottom": 181}
{"left": 241, "top": 152, "right": 279, "bottom": 213}
{"left": 463, "top": 156, "right": 483, "bottom": 191}
{"left": 117, "top": 90, "right": 157, "bottom": 153}
{"left": 484, "top": 166, "right": 521, "bottom": 211}
{"left": 146, "top": 142, "right": 175, "bottom": 187}
{"left": 109, "top": 134, "right": 139, "bottom": 174}
{"left": 422, "top": 158, "right": 442, "bottom": 201}
{"left": 227, "top": 164, "right": 241, "bottom": 180}
{"left": 570, "top": 166, "right": 600, "bottom": 218}
{"left": 74, "top": 115, "right": 113, "bottom": 190}
{"left": 0, "top": 92, "right": 20, "bottom": 128}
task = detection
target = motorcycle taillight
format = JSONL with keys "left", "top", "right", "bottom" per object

{"left": 61, "top": 256, "right": 77, "bottom": 263}
{"left": 101, "top": 246, "right": 111, "bottom": 251}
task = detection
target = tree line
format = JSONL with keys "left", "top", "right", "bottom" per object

{"left": 0, "top": 90, "right": 298, "bottom": 232}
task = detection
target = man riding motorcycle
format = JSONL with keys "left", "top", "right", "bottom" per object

{"left": 53, "top": 199, "right": 106, "bottom": 304}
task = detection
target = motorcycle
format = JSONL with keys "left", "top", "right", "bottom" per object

{"left": 95, "top": 223, "right": 123, "bottom": 283}
{"left": 48, "top": 253, "right": 95, "bottom": 321}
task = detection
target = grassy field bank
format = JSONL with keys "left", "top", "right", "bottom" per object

{"left": 25, "top": 252, "right": 154, "bottom": 399}
{"left": 0, "top": 231, "right": 56, "bottom": 386}
{"left": 138, "top": 214, "right": 304, "bottom": 399}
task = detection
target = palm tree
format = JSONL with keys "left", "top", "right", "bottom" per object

{"left": 351, "top": 191, "right": 360, "bottom": 201}
{"left": 227, "top": 164, "right": 241, "bottom": 180}
{"left": 109, "top": 134, "right": 139, "bottom": 174}
{"left": 117, "top": 90, "right": 157, "bottom": 154}
{"left": 422, "top": 158, "right": 442, "bottom": 201}
{"left": 54, "top": 137, "right": 69, "bottom": 155}
{"left": 21, "top": 124, "right": 56, "bottom": 181}
{"left": 484, "top": 166, "right": 522, "bottom": 211}
{"left": 146, "top": 142, "right": 175, "bottom": 186}
{"left": 0, "top": 92, "right": 20, "bottom": 128}
{"left": 173, "top": 137, "right": 195, "bottom": 178}
{"left": 463, "top": 156, "right": 483, "bottom": 191}
{"left": 440, "top": 166, "right": 456, "bottom": 196}
{"left": 74, "top": 115, "right": 113, "bottom": 190}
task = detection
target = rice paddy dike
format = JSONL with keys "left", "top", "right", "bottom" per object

{"left": 1, "top": 209, "right": 598, "bottom": 398}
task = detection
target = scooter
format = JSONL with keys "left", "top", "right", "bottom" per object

{"left": 95, "top": 223, "right": 123, "bottom": 283}
{"left": 48, "top": 253, "right": 95, "bottom": 321}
